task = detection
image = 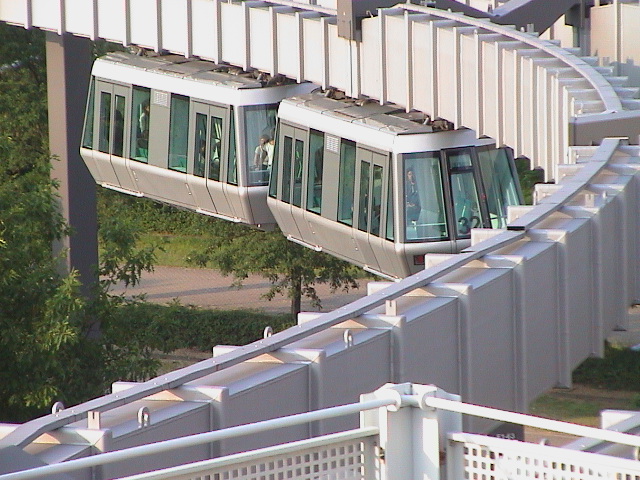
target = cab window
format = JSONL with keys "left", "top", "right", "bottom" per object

{"left": 404, "top": 152, "right": 448, "bottom": 241}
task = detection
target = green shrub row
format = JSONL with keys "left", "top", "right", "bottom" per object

{"left": 573, "top": 342, "right": 640, "bottom": 391}
{"left": 106, "top": 300, "right": 295, "bottom": 353}
{"left": 98, "top": 189, "right": 222, "bottom": 236}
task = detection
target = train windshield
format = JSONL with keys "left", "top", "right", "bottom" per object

{"left": 244, "top": 104, "right": 278, "bottom": 186}
{"left": 404, "top": 152, "right": 448, "bottom": 242}
{"left": 447, "top": 148, "right": 482, "bottom": 238}
{"left": 477, "top": 147, "right": 520, "bottom": 228}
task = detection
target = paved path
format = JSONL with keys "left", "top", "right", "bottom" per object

{"left": 110, "top": 266, "right": 367, "bottom": 315}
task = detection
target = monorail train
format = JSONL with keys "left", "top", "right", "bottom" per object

{"left": 267, "top": 92, "right": 524, "bottom": 279}
{"left": 80, "top": 52, "right": 315, "bottom": 227}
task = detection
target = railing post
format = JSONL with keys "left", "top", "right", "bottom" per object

{"left": 361, "top": 383, "right": 462, "bottom": 480}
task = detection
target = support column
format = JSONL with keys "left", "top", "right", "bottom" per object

{"left": 45, "top": 33, "right": 97, "bottom": 295}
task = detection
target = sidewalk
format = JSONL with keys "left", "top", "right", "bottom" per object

{"left": 109, "top": 265, "right": 367, "bottom": 315}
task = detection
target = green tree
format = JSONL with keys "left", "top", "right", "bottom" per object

{"left": 0, "top": 24, "right": 83, "bottom": 421}
{"left": 190, "top": 227, "right": 360, "bottom": 318}
{"left": 0, "top": 23, "right": 163, "bottom": 422}
{"left": 515, "top": 157, "right": 545, "bottom": 205}
{"left": 0, "top": 160, "right": 163, "bottom": 421}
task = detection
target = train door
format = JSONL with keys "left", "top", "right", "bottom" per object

{"left": 300, "top": 128, "right": 326, "bottom": 247}
{"left": 127, "top": 85, "right": 157, "bottom": 198}
{"left": 352, "top": 148, "right": 383, "bottom": 274}
{"left": 187, "top": 102, "right": 234, "bottom": 218}
{"left": 161, "top": 93, "right": 194, "bottom": 208}
{"left": 221, "top": 108, "right": 250, "bottom": 222}
{"left": 97, "top": 82, "right": 137, "bottom": 191}
{"left": 365, "top": 152, "right": 399, "bottom": 277}
{"left": 276, "top": 123, "right": 307, "bottom": 238}
{"left": 94, "top": 81, "right": 138, "bottom": 192}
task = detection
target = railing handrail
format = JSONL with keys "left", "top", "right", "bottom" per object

{"left": 0, "top": 397, "right": 393, "bottom": 480}
{"left": 110, "top": 428, "right": 378, "bottom": 480}
{"left": 424, "top": 395, "right": 640, "bottom": 448}
{"left": 7, "top": 386, "right": 640, "bottom": 480}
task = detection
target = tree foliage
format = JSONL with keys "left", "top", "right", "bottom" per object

{"left": 0, "top": 24, "right": 162, "bottom": 422}
{"left": 189, "top": 227, "right": 360, "bottom": 317}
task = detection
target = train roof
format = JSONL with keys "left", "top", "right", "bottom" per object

{"left": 96, "top": 52, "right": 268, "bottom": 89}
{"left": 280, "top": 93, "right": 438, "bottom": 136}
{"left": 92, "top": 52, "right": 317, "bottom": 106}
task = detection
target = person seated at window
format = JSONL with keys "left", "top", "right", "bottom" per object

{"left": 405, "top": 167, "right": 421, "bottom": 224}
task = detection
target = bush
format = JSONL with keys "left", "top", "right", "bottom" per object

{"left": 573, "top": 343, "right": 640, "bottom": 391}
{"left": 97, "top": 189, "right": 229, "bottom": 236}
{"left": 106, "top": 300, "right": 295, "bottom": 353}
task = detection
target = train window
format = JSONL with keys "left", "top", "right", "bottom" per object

{"left": 81, "top": 78, "right": 95, "bottom": 149}
{"left": 292, "top": 139, "right": 304, "bottom": 207}
{"left": 194, "top": 113, "right": 207, "bottom": 177}
{"left": 281, "top": 136, "right": 293, "bottom": 203}
{"left": 338, "top": 140, "right": 356, "bottom": 226}
{"left": 113, "top": 95, "right": 126, "bottom": 158}
{"left": 130, "top": 86, "right": 150, "bottom": 163}
{"left": 245, "top": 104, "right": 277, "bottom": 186}
{"left": 169, "top": 94, "right": 189, "bottom": 172}
{"left": 306, "top": 129, "right": 324, "bottom": 214}
{"left": 358, "top": 161, "right": 371, "bottom": 232}
{"left": 208, "top": 116, "right": 223, "bottom": 181}
{"left": 447, "top": 149, "right": 482, "bottom": 238}
{"left": 477, "top": 147, "right": 520, "bottom": 228}
{"left": 404, "top": 152, "right": 448, "bottom": 242}
{"left": 227, "top": 108, "right": 237, "bottom": 185}
{"left": 98, "top": 91, "right": 111, "bottom": 154}
{"left": 386, "top": 172, "right": 394, "bottom": 241}
{"left": 371, "top": 165, "right": 383, "bottom": 237}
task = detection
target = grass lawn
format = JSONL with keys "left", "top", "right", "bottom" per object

{"left": 139, "top": 233, "right": 213, "bottom": 267}
{"left": 530, "top": 386, "right": 638, "bottom": 427}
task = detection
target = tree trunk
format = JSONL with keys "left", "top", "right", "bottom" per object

{"left": 291, "top": 275, "right": 302, "bottom": 318}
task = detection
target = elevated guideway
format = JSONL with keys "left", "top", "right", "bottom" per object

{"left": 0, "top": 139, "right": 639, "bottom": 477}
{"left": 1, "top": 0, "right": 640, "bottom": 476}
{"left": 0, "top": 0, "right": 638, "bottom": 178}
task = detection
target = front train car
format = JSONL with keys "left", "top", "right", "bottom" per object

{"left": 80, "top": 52, "right": 315, "bottom": 228}
{"left": 268, "top": 92, "right": 523, "bottom": 279}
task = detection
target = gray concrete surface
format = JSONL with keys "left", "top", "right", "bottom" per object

{"left": 110, "top": 266, "right": 368, "bottom": 314}
{"left": 607, "top": 305, "right": 640, "bottom": 349}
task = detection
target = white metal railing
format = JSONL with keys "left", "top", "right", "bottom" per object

{"left": 6, "top": 384, "right": 640, "bottom": 480}
{"left": 0, "top": 397, "right": 394, "bottom": 480}
{"left": 119, "top": 430, "right": 378, "bottom": 480}
{"left": 448, "top": 433, "right": 640, "bottom": 480}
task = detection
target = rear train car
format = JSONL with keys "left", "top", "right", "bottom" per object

{"left": 80, "top": 52, "right": 315, "bottom": 228}
{"left": 268, "top": 93, "right": 523, "bottom": 279}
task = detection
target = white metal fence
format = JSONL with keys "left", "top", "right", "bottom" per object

{"left": 114, "top": 429, "right": 377, "bottom": 480}
{"left": 449, "top": 433, "right": 640, "bottom": 480}
{"left": 5, "top": 383, "right": 640, "bottom": 480}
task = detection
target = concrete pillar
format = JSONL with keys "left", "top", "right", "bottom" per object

{"left": 45, "top": 33, "right": 97, "bottom": 296}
